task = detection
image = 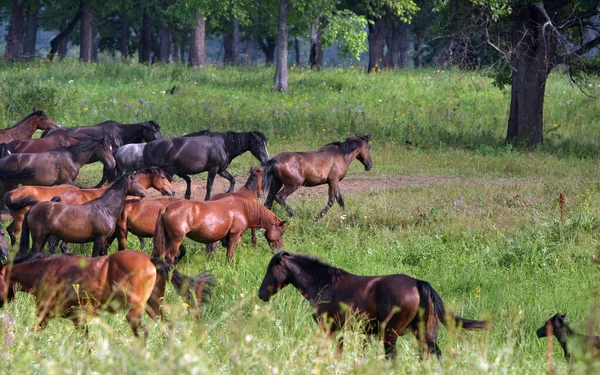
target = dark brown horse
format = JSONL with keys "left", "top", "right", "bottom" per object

{"left": 4, "top": 132, "right": 92, "bottom": 154}
{"left": 263, "top": 135, "right": 373, "bottom": 218}
{"left": 0, "top": 137, "right": 116, "bottom": 197}
{"left": 153, "top": 196, "right": 286, "bottom": 264}
{"left": 0, "top": 251, "right": 214, "bottom": 336}
{"left": 258, "top": 252, "right": 487, "bottom": 360}
{"left": 4, "top": 184, "right": 79, "bottom": 246}
{"left": 537, "top": 314, "right": 600, "bottom": 359}
{"left": 19, "top": 175, "right": 146, "bottom": 257}
{"left": 0, "top": 110, "right": 57, "bottom": 143}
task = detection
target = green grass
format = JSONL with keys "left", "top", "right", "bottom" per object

{"left": 0, "top": 61, "right": 599, "bottom": 374}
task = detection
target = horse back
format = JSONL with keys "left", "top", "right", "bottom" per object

{"left": 125, "top": 197, "right": 182, "bottom": 236}
{"left": 164, "top": 198, "right": 239, "bottom": 242}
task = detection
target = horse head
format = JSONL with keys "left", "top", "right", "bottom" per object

{"left": 148, "top": 167, "right": 175, "bottom": 196}
{"left": 355, "top": 134, "right": 373, "bottom": 171}
{"left": 125, "top": 174, "right": 147, "bottom": 198}
{"left": 249, "top": 131, "right": 270, "bottom": 165}
{"left": 34, "top": 110, "right": 58, "bottom": 131}
{"left": 258, "top": 251, "right": 291, "bottom": 301}
{"left": 142, "top": 120, "right": 162, "bottom": 142}
{"left": 94, "top": 137, "right": 117, "bottom": 170}
{"left": 264, "top": 219, "right": 286, "bottom": 251}
{"left": 536, "top": 314, "right": 568, "bottom": 339}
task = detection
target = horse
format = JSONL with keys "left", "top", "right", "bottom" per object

{"left": 0, "top": 137, "right": 116, "bottom": 199}
{"left": 4, "top": 132, "right": 92, "bottom": 154}
{"left": 0, "top": 225, "right": 10, "bottom": 263}
{"left": 263, "top": 135, "right": 373, "bottom": 218}
{"left": 18, "top": 174, "right": 146, "bottom": 257}
{"left": 536, "top": 314, "right": 600, "bottom": 359}
{"left": 111, "top": 197, "right": 187, "bottom": 263}
{"left": 144, "top": 130, "right": 269, "bottom": 200}
{"left": 42, "top": 120, "right": 162, "bottom": 187}
{"left": 0, "top": 251, "right": 215, "bottom": 337}
{"left": 153, "top": 196, "right": 286, "bottom": 264}
{"left": 4, "top": 184, "right": 79, "bottom": 246}
{"left": 258, "top": 252, "right": 487, "bottom": 360}
{"left": 205, "top": 166, "right": 264, "bottom": 253}
{"left": 0, "top": 110, "right": 57, "bottom": 143}
{"left": 47, "top": 167, "right": 175, "bottom": 253}
{"left": 108, "top": 143, "right": 147, "bottom": 181}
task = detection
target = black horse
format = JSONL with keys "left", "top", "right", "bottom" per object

{"left": 42, "top": 120, "right": 162, "bottom": 187}
{"left": 144, "top": 131, "right": 269, "bottom": 200}
{"left": 258, "top": 252, "right": 487, "bottom": 360}
{"left": 537, "top": 314, "right": 600, "bottom": 359}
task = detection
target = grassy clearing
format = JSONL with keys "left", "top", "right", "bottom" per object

{"left": 0, "top": 62, "right": 599, "bottom": 374}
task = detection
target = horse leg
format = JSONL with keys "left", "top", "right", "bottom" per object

{"left": 126, "top": 304, "right": 148, "bottom": 339}
{"left": 7, "top": 217, "right": 19, "bottom": 246}
{"left": 174, "top": 244, "right": 187, "bottom": 265}
{"left": 251, "top": 228, "right": 257, "bottom": 247}
{"left": 204, "top": 168, "right": 219, "bottom": 200}
{"left": 92, "top": 238, "right": 108, "bottom": 258}
{"left": 334, "top": 184, "right": 345, "bottom": 211}
{"left": 276, "top": 183, "right": 300, "bottom": 217}
{"left": 138, "top": 237, "right": 147, "bottom": 249}
{"left": 225, "top": 233, "right": 241, "bottom": 262}
{"left": 31, "top": 233, "right": 50, "bottom": 254}
{"left": 265, "top": 178, "right": 283, "bottom": 209}
{"left": 383, "top": 330, "right": 399, "bottom": 360}
{"left": 94, "top": 165, "right": 109, "bottom": 188}
{"left": 177, "top": 173, "right": 193, "bottom": 200}
{"left": 205, "top": 242, "right": 218, "bottom": 258}
{"left": 318, "top": 181, "right": 338, "bottom": 219}
{"left": 60, "top": 241, "right": 71, "bottom": 253}
{"left": 218, "top": 169, "right": 236, "bottom": 193}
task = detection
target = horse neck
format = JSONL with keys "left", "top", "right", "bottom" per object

{"left": 92, "top": 180, "right": 129, "bottom": 216}
{"left": 9, "top": 260, "right": 52, "bottom": 291}
{"left": 243, "top": 174, "right": 260, "bottom": 196}
{"left": 69, "top": 143, "right": 101, "bottom": 168}
{"left": 14, "top": 117, "right": 39, "bottom": 139}
{"left": 223, "top": 132, "right": 250, "bottom": 161}
{"left": 286, "top": 260, "right": 336, "bottom": 304}
{"left": 244, "top": 201, "right": 276, "bottom": 228}
{"left": 119, "top": 123, "right": 144, "bottom": 143}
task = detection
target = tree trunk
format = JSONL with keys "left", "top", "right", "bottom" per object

{"left": 5, "top": 0, "right": 25, "bottom": 62}
{"left": 179, "top": 30, "right": 188, "bottom": 63}
{"left": 386, "top": 22, "right": 408, "bottom": 68}
{"left": 158, "top": 26, "right": 171, "bottom": 63}
{"left": 232, "top": 17, "right": 240, "bottom": 65}
{"left": 188, "top": 9, "right": 206, "bottom": 67}
{"left": 223, "top": 33, "right": 233, "bottom": 64}
{"left": 367, "top": 17, "right": 386, "bottom": 73}
{"left": 48, "top": 12, "right": 80, "bottom": 60}
{"left": 309, "top": 21, "right": 323, "bottom": 70}
{"left": 506, "top": 5, "right": 554, "bottom": 145}
{"left": 140, "top": 12, "right": 151, "bottom": 64}
{"left": 294, "top": 37, "right": 300, "bottom": 66}
{"left": 120, "top": 21, "right": 129, "bottom": 59}
{"left": 274, "top": 0, "right": 290, "bottom": 92}
{"left": 241, "top": 37, "right": 254, "bottom": 66}
{"left": 258, "top": 36, "right": 276, "bottom": 65}
{"left": 79, "top": 2, "right": 93, "bottom": 62}
{"left": 413, "top": 32, "right": 422, "bottom": 68}
{"left": 23, "top": 8, "right": 38, "bottom": 59}
{"left": 91, "top": 30, "right": 100, "bottom": 61}
{"left": 151, "top": 33, "right": 160, "bottom": 63}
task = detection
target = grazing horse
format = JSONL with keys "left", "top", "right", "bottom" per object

{"left": 153, "top": 196, "right": 286, "bottom": 264}
{"left": 206, "top": 166, "right": 264, "bottom": 253}
{"left": 144, "top": 130, "right": 269, "bottom": 200}
{"left": 19, "top": 175, "right": 146, "bottom": 257}
{"left": 0, "top": 251, "right": 215, "bottom": 336}
{"left": 0, "top": 137, "right": 116, "bottom": 194}
{"left": 263, "top": 135, "right": 373, "bottom": 218}
{"left": 4, "top": 132, "right": 92, "bottom": 154}
{"left": 47, "top": 168, "right": 175, "bottom": 253}
{"left": 258, "top": 252, "right": 487, "bottom": 360}
{"left": 4, "top": 184, "right": 79, "bottom": 246}
{"left": 536, "top": 314, "right": 600, "bottom": 359}
{"left": 0, "top": 110, "right": 57, "bottom": 143}
{"left": 42, "top": 120, "right": 162, "bottom": 187}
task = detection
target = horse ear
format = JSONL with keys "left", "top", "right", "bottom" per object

{"left": 366, "top": 134, "right": 372, "bottom": 144}
{"left": 279, "top": 220, "right": 287, "bottom": 227}
{"left": 560, "top": 314, "right": 566, "bottom": 319}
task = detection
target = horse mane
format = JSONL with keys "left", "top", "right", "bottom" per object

{"left": 62, "top": 137, "right": 103, "bottom": 159}
{"left": 324, "top": 136, "right": 368, "bottom": 155}
{"left": 11, "top": 252, "right": 76, "bottom": 265}
{"left": 184, "top": 130, "right": 267, "bottom": 157}
{"left": 145, "top": 120, "right": 161, "bottom": 130}
{"left": 243, "top": 169, "right": 260, "bottom": 191}
{"left": 287, "top": 253, "right": 349, "bottom": 281}
{"left": 7, "top": 110, "right": 46, "bottom": 129}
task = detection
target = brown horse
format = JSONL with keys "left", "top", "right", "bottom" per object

{"left": 206, "top": 166, "right": 264, "bottom": 252}
{"left": 0, "top": 110, "right": 57, "bottom": 143}
{"left": 0, "top": 251, "right": 215, "bottom": 337}
{"left": 259, "top": 252, "right": 487, "bottom": 360}
{"left": 537, "top": 314, "right": 600, "bottom": 359}
{"left": 19, "top": 175, "right": 146, "bottom": 257}
{"left": 5, "top": 132, "right": 92, "bottom": 154}
{"left": 4, "top": 184, "right": 79, "bottom": 245}
{"left": 153, "top": 196, "right": 286, "bottom": 264}
{"left": 263, "top": 135, "right": 373, "bottom": 218}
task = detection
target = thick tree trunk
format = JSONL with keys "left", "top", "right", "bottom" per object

{"left": 258, "top": 36, "right": 276, "bottom": 65}
{"left": 367, "top": 17, "right": 386, "bottom": 73}
{"left": 274, "top": 0, "right": 290, "bottom": 92}
{"left": 120, "top": 21, "right": 129, "bottom": 59}
{"left": 309, "top": 22, "right": 323, "bottom": 70}
{"left": 23, "top": 8, "right": 38, "bottom": 59}
{"left": 5, "top": 0, "right": 25, "bottom": 62}
{"left": 241, "top": 37, "right": 254, "bottom": 66}
{"left": 413, "top": 32, "right": 422, "bottom": 68}
{"left": 294, "top": 37, "right": 300, "bottom": 66}
{"left": 188, "top": 9, "right": 206, "bottom": 67}
{"left": 223, "top": 33, "right": 233, "bottom": 64}
{"left": 506, "top": 5, "right": 554, "bottom": 145}
{"left": 49, "top": 13, "right": 80, "bottom": 60}
{"left": 79, "top": 2, "right": 93, "bottom": 62}
{"left": 158, "top": 26, "right": 171, "bottom": 63}
{"left": 386, "top": 22, "right": 408, "bottom": 68}
{"left": 140, "top": 12, "right": 151, "bottom": 64}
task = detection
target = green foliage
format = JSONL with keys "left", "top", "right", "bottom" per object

{"left": 321, "top": 10, "right": 368, "bottom": 60}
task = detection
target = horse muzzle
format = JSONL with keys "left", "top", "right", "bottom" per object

{"left": 258, "top": 290, "right": 271, "bottom": 302}
{"left": 162, "top": 190, "right": 175, "bottom": 197}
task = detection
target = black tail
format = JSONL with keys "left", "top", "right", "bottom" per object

{"left": 151, "top": 258, "right": 215, "bottom": 312}
{"left": 261, "top": 159, "right": 276, "bottom": 197}
{"left": 0, "top": 168, "right": 36, "bottom": 181}
{"left": 417, "top": 280, "right": 487, "bottom": 330}
{"left": 3, "top": 191, "right": 38, "bottom": 210}
{"left": 152, "top": 207, "right": 168, "bottom": 259}
{"left": 18, "top": 210, "right": 31, "bottom": 255}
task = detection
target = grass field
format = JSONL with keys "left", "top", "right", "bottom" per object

{"left": 0, "top": 61, "right": 599, "bottom": 374}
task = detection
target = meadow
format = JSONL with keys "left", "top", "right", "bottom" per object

{"left": 0, "top": 61, "right": 599, "bottom": 374}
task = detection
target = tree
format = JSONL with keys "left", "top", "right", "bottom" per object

{"left": 274, "top": 0, "right": 290, "bottom": 92}
{"left": 23, "top": 3, "right": 40, "bottom": 59}
{"left": 4, "top": 0, "right": 25, "bottom": 61}
{"left": 79, "top": 1, "right": 93, "bottom": 62}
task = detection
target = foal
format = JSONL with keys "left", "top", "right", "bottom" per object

{"left": 536, "top": 314, "right": 600, "bottom": 359}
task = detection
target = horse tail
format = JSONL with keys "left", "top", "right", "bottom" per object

{"left": 4, "top": 191, "right": 38, "bottom": 210}
{"left": 152, "top": 207, "right": 168, "bottom": 259}
{"left": 151, "top": 258, "right": 215, "bottom": 312}
{"left": 19, "top": 210, "right": 31, "bottom": 254}
{"left": 416, "top": 280, "right": 487, "bottom": 330}
{"left": 261, "top": 159, "right": 276, "bottom": 197}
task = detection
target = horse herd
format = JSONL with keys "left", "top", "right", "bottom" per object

{"left": 0, "top": 110, "right": 596, "bottom": 361}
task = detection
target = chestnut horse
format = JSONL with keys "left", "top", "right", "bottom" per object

{"left": 537, "top": 314, "right": 600, "bottom": 359}
{"left": 0, "top": 110, "right": 57, "bottom": 143}
{"left": 19, "top": 175, "right": 146, "bottom": 257}
{"left": 259, "top": 252, "right": 487, "bottom": 360}
{"left": 206, "top": 166, "right": 264, "bottom": 253}
{"left": 0, "top": 251, "right": 215, "bottom": 337}
{"left": 263, "top": 135, "right": 373, "bottom": 218}
{"left": 153, "top": 196, "right": 286, "bottom": 264}
{"left": 5, "top": 132, "right": 92, "bottom": 154}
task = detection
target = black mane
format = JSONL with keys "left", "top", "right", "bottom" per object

{"left": 325, "top": 136, "right": 367, "bottom": 155}
{"left": 287, "top": 253, "right": 348, "bottom": 280}
{"left": 184, "top": 130, "right": 267, "bottom": 160}
{"left": 243, "top": 169, "right": 261, "bottom": 191}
